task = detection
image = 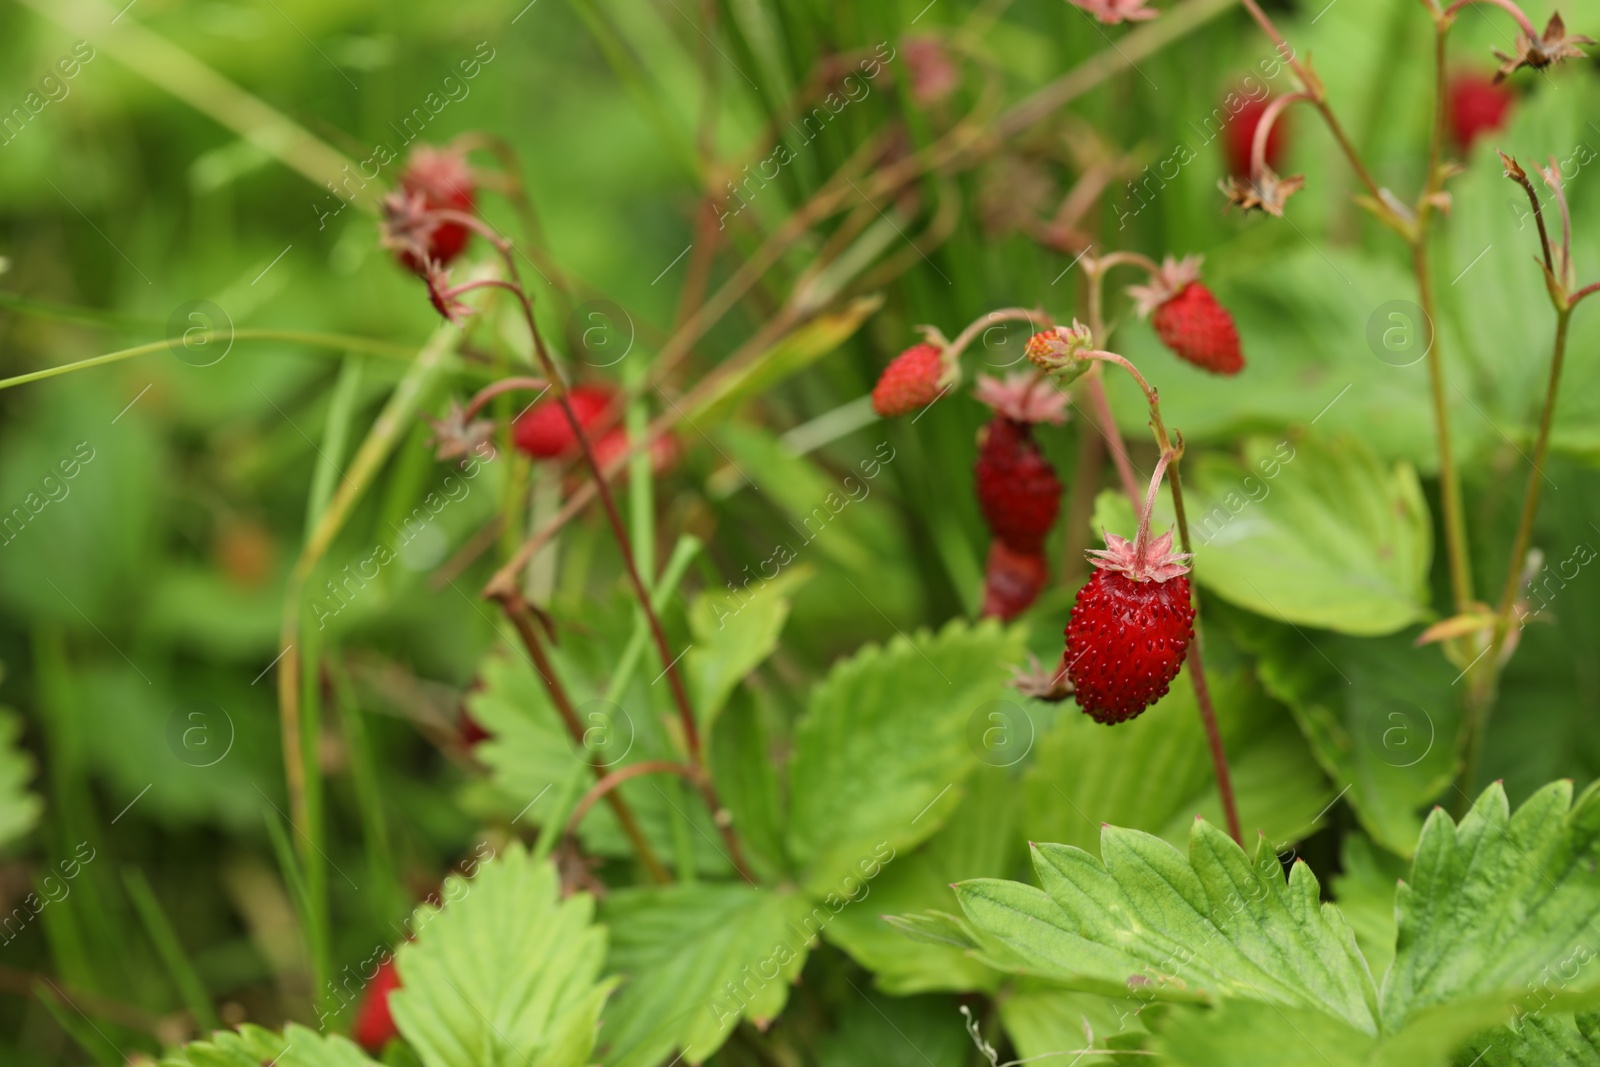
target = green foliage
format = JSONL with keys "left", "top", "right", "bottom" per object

{"left": 786, "top": 619, "right": 1025, "bottom": 895}
{"left": 160, "top": 1024, "right": 375, "bottom": 1067}
{"left": 1092, "top": 435, "right": 1432, "bottom": 635}
{"left": 941, "top": 782, "right": 1600, "bottom": 1065}
{"left": 598, "top": 884, "right": 813, "bottom": 1067}
{"left": 389, "top": 845, "right": 614, "bottom": 1067}
{"left": 0, "top": 709, "right": 41, "bottom": 849}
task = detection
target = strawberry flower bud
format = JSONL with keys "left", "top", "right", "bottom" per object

{"left": 1023, "top": 321, "right": 1094, "bottom": 384}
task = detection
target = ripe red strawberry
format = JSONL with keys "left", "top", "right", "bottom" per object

{"left": 392, "top": 145, "right": 475, "bottom": 275}
{"left": 1128, "top": 256, "right": 1244, "bottom": 375}
{"left": 1447, "top": 73, "right": 1513, "bottom": 152}
{"left": 1065, "top": 530, "right": 1195, "bottom": 724}
{"left": 974, "top": 415, "right": 1062, "bottom": 555}
{"left": 981, "top": 540, "right": 1048, "bottom": 620}
{"left": 1225, "top": 96, "right": 1285, "bottom": 179}
{"left": 352, "top": 956, "right": 402, "bottom": 1053}
{"left": 872, "top": 343, "right": 948, "bottom": 417}
{"left": 512, "top": 384, "right": 617, "bottom": 459}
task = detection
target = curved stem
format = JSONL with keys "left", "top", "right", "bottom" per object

{"left": 1252, "top": 92, "right": 1312, "bottom": 176}
{"left": 1573, "top": 281, "right": 1600, "bottom": 305}
{"left": 1088, "top": 250, "right": 1162, "bottom": 279}
{"left": 1412, "top": 240, "right": 1475, "bottom": 612}
{"left": 1442, "top": 0, "right": 1541, "bottom": 38}
{"left": 945, "top": 307, "right": 1053, "bottom": 362}
{"left": 1503, "top": 156, "right": 1554, "bottom": 274}
{"left": 565, "top": 760, "right": 701, "bottom": 836}
{"left": 461, "top": 376, "right": 549, "bottom": 422}
{"left": 1236, "top": 0, "right": 1386, "bottom": 206}
{"left": 1083, "top": 370, "right": 1143, "bottom": 510}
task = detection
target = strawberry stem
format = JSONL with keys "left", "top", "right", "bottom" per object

{"left": 1250, "top": 92, "right": 1312, "bottom": 179}
{"left": 1441, "top": 0, "right": 1541, "bottom": 39}
{"left": 494, "top": 590, "right": 673, "bottom": 884}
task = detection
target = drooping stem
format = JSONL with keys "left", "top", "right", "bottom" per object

{"left": 461, "top": 376, "right": 550, "bottom": 422}
{"left": 566, "top": 760, "right": 701, "bottom": 836}
{"left": 1441, "top": 0, "right": 1541, "bottom": 39}
{"left": 943, "top": 306, "right": 1053, "bottom": 362}
{"left": 1236, "top": 0, "right": 1387, "bottom": 208}
{"left": 1081, "top": 337, "right": 1243, "bottom": 845}
{"left": 1165, "top": 458, "right": 1243, "bottom": 846}
{"left": 1250, "top": 92, "right": 1313, "bottom": 177}
{"left": 494, "top": 590, "right": 671, "bottom": 884}
{"left": 1130, "top": 452, "right": 1173, "bottom": 561}
{"left": 1083, "top": 371, "right": 1142, "bottom": 509}
{"left": 1412, "top": 239, "right": 1475, "bottom": 613}
{"left": 455, "top": 222, "right": 756, "bottom": 882}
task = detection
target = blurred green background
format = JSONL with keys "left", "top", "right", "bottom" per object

{"left": 1, "top": 0, "right": 1598, "bottom": 1061}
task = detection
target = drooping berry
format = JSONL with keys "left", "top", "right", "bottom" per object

{"left": 1447, "top": 73, "right": 1513, "bottom": 152}
{"left": 511, "top": 385, "right": 617, "bottom": 459}
{"left": 872, "top": 343, "right": 947, "bottom": 418}
{"left": 974, "top": 415, "right": 1062, "bottom": 555}
{"left": 389, "top": 145, "right": 476, "bottom": 276}
{"left": 981, "top": 540, "right": 1048, "bottom": 621}
{"left": 1225, "top": 96, "right": 1285, "bottom": 179}
{"left": 1065, "top": 530, "right": 1195, "bottom": 724}
{"left": 352, "top": 956, "right": 402, "bottom": 1053}
{"left": 1128, "top": 256, "right": 1244, "bottom": 375}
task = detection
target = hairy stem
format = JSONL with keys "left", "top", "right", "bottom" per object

{"left": 496, "top": 591, "right": 671, "bottom": 884}
{"left": 1412, "top": 240, "right": 1475, "bottom": 613}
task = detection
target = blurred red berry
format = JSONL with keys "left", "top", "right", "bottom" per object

{"left": 1447, "top": 73, "right": 1513, "bottom": 152}
{"left": 1065, "top": 531, "right": 1194, "bottom": 724}
{"left": 591, "top": 426, "right": 681, "bottom": 476}
{"left": 974, "top": 416, "right": 1062, "bottom": 555}
{"left": 981, "top": 541, "right": 1048, "bottom": 620}
{"left": 1225, "top": 96, "right": 1285, "bottom": 179}
{"left": 352, "top": 957, "right": 402, "bottom": 1053}
{"left": 459, "top": 711, "right": 490, "bottom": 747}
{"left": 392, "top": 145, "right": 476, "bottom": 275}
{"left": 512, "top": 385, "right": 617, "bottom": 459}
{"left": 1128, "top": 257, "right": 1244, "bottom": 376}
{"left": 872, "top": 343, "right": 947, "bottom": 418}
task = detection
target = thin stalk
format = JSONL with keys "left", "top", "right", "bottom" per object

{"left": 1093, "top": 349, "right": 1242, "bottom": 844}
{"left": 1412, "top": 240, "right": 1475, "bottom": 612}
{"left": 1442, "top": 0, "right": 1540, "bottom": 38}
{"left": 1459, "top": 308, "right": 1573, "bottom": 794}
{"left": 1084, "top": 266, "right": 1145, "bottom": 508}
{"left": 0, "top": 330, "right": 426, "bottom": 392}
{"left": 494, "top": 591, "right": 671, "bottom": 884}
{"left": 1165, "top": 462, "right": 1244, "bottom": 846}
{"left": 565, "top": 761, "right": 701, "bottom": 837}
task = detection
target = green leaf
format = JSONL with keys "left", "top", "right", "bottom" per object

{"left": 950, "top": 782, "right": 1600, "bottom": 1065}
{"left": 0, "top": 708, "right": 42, "bottom": 850}
{"left": 1230, "top": 610, "right": 1459, "bottom": 857}
{"left": 825, "top": 765, "right": 1021, "bottom": 994}
{"left": 388, "top": 845, "right": 614, "bottom": 1067}
{"left": 1460, "top": 1013, "right": 1600, "bottom": 1067}
{"left": 998, "top": 982, "right": 1149, "bottom": 1065}
{"left": 1383, "top": 781, "right": 1600, "bottom": 1026}
{"left": 786, "top": 619, "right": 1025, "bottom": 895}
{"left": 1020, "top": 666, "right": 1333, "bottom": 856}
{"left": 160, "top": 1023, "right": 376, "bottom": 1066}
{"left": 1330, "top": 834, "right": 1406, "bottom": 982}
{"left": 598, "top": 884, "right": 814, "bottom": 1067}
{"left": 956, "top": 823, "right": 1380, "bottom": 1027}
{"left": 685, "top": 564, "right": 807, "bottom": 733}
{"left": 1091, "top": 435, "right": 1431, "bottom": 636}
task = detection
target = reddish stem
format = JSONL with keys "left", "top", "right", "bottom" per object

{"left": 566, "top": 760, "right": 701, "bottom": 836}
{"left": 1442, "top": 0, "right": 1541, "bottom": 38}
{"left": 461, "top": 376, "right": 548, "bottom": 422}
{"left": 1251, "top": 92, "right": 1312, "bottom": 177}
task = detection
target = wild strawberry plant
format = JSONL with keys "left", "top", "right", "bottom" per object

{"left": 0, "top": 0, "right": 1598, "bottom": 1065}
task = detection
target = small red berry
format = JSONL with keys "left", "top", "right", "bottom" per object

{"left": 1128, "top": 256, "right": 1244, "bottom": 376}
{"left": 512, "top": 385, "right": 617, "bottom": 459}
{"left": 981, "top": 541, "right": 1048, "bottom": 621}
{"left": 974, "top": 416, "right": 1062, "bottom": 555}
{"left": 1447, "top": 73, "right": 1513, "bottom": 152}
{"left": 352, "top": 956, "right": 402, "bottom": 1053}
{"left": 1065, "top": 530, "right": 1195, "bottom": 724}
{"left": 1225, "top": 96, "right": 1286, "bottom": 179}
{"left": 393, "top": 145, "right": 475, "bottom": 275}
{"left": 872, "top": 343, "right": 947, "bottom": 418}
